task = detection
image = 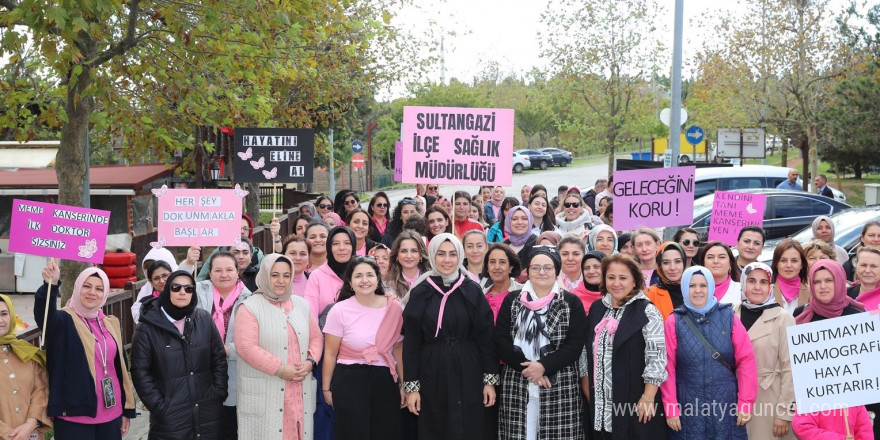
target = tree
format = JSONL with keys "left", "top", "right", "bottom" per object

{"left": 1, "top": 0, "right": 416, "bottom": 302}
{"left": 541, "top": 0, "right": 662, "bottom": 175}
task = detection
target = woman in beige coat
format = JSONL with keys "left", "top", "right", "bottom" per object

{"left": 734, "top": 262, "right": 796, "bottom": 440}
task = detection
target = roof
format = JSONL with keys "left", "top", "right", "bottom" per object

{"left": 0, "top": 163, "right": 177, "bottom": 190}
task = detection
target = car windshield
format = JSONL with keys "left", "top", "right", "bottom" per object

{"left": 693, "top": 193, "right": 717, "bottom": 218}
{"left": 788, "top": 209, "right": 880, "bottom": 248}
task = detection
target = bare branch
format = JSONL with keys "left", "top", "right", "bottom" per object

{"left": 90, "top": 0, "right": 141, "bottom": 66}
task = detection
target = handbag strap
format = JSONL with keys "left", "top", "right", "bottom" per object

{"left": 844, "top": 407, "right": 854, "bottom": 440}
{"left": 681, "top": 312, "right": 735, "bottom": 373}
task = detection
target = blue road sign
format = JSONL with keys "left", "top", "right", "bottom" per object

{"left": 686, "top": 126, "right": 704, "bottom": 146}
{"left": 351, "top": 139, "right": 364, "bottom": 153}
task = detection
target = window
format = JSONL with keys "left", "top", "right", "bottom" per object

{"left": 694, "top": 180, "right": 717, "bottom": 199}
{"left": 720, "top": 177, "right": 764, "bottom": 191}
{"left": 772, "top": 196, "right": 815, "bottom": 218}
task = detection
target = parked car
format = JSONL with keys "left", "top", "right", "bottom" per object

{"left": 540, "top": 148, "right": 573, "bottom": 167}
{"left": 512, "top": 151, "right": 531, "bottom": 173}
{"left": 685, "top": 189, "right": 851, "bottom": 241}
{"left": 515, "top": 149, "right": 553, "bottom": 170}
{"left": 755, "top": 205, "right": 880, "bottom": 264}
{"left": 693, "top": 165, "right": 846, "bottom": 203}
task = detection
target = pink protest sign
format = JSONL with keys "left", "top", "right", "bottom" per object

{"left": 612, "top": 166, "right": 696, "bottom": 230}
{"left": 708, "top": 190, "right": 766, "bottom": 246}
{"left": 154, "top": 185, "right": 247, "bottom": 247}
{"left": 401, "top": 106, "right": 514, "bottom": 185}
{"left": 394, "top": 141, "right": 403, "bottom": 182}
{"left": 8, "top": 200, "right": 111, "bottom": 264}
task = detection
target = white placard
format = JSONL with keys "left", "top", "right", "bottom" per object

{"left": 787, "top": 312, "right": 880, "bottom": 413}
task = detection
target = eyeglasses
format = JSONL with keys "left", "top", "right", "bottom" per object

{"left": 401, "top": 197, "right": 417, "bottom": 206}
{"left": 563, "top": 202, "right": 581, "bottom": 208}
{"left": 241, "top": 226, "right": 250, "bottom": 232}
{"left": 529, "top": 264, "right": 556, "bottom": 273}
{"left": 680, "top": 239, "right": 701, "bottom": 247}
{"left": 374, "top": 203, "right": 389, "bottom": 208}
{"left": 344, "top": 199, "right": 359, "bottom": 206}
{"left": 318, "top": 204, "right": 333, "bottom": 209}
{"left": 151, "top": 273, "right": 170, "bottom": 283}
{"left": 170, "top": 283, "right": 196, "bottom": 293}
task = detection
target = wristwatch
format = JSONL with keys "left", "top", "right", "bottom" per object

{"left": 274, "top": 236, "right": 282, "bottom": 243}
{"left": 306, "top": 358, "right": 317, "bottom": 369}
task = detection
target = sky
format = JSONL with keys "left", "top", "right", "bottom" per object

{"left": 386, "top": 0, "right": 859, "bottom": 97}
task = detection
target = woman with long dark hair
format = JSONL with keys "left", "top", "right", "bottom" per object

{"left": 382, "top": 198, "right": 420, "bottom": 247}
{"left": 322, "top": 257, "right": 404, "bottom": 440}
{"left": 385, "top": 231, "right": 430, "bottom": 305}
{"left": 771, "top": 239, "right": 810, "bottom": 314}
{"left": 368, "top": 192, "right": 392, "bottom": 243}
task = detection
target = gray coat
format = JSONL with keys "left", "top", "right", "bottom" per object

{"left": 196, "top": 280, "right": 252, "bottom": 407}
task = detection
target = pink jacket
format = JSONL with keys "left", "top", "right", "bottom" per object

{"left": 661, "top": 313, "right": 758, "bottom": 418}
{"left": 303, "top": 263, "right": 344, "bottom": 320}
{"left": 793, "top": 406, "right": 874, "bottom": 440}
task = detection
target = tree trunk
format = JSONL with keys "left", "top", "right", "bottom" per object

{"left": 56, "top": 62, "right": 95, "bottom": 305}
{"left": 245, "top": 183, "right": 260, "bottom": 226}
{"left": 854, "top": 162, "right": 863, "bottom": 179}
{"left": 807, "top": 123, "right": 819, "bottom": 193}
{"left": 781, "top": 142, "right": 788, "bottom": 167}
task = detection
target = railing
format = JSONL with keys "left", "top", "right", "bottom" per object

{"left": 16, "top": 280, "right": 141, "bottom": 349}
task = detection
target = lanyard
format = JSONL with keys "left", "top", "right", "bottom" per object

{"left": 82, "top": 317, "right": 109, "bottom": 377}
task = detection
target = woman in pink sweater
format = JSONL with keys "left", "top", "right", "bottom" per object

{"left": 793, "top": 406, "right": 874, "bottom": 440}
{"left": 304, "top": 226, "right": 356, "bottom": 321}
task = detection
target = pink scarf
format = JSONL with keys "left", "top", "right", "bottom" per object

{"left": 426, "top": 275, "right": 466, "bottom": 337}
{"left": 777, "top": 275, "right": 802, "bottom": 303}
{"left": 373, "top": 217, "right": 387, "bottom": 236}
{"left": 558, "top": 273, "right": 581, "bottom": 293}
{"left": 519, "top": 289, "right": 556, "bottom": 311}
{"left": 592, "top": 315, "right": 619, "bottom": 385}
{"left": 212, "top": 281, "right": 244, "bottom": 342}
{"left": 338, "top": 296, "right": 404, "bottom": 381}
{"left": 856, "top": 284, "right": 880, "bottom": 312}
{"left": 714, "top": 275, "right": 732, "bottom": 301}
{"left": 402, "top": 270, "right": 421, "bottom": 287}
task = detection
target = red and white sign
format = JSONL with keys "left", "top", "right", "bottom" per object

{"left": 352, "top": 153, "right": 365, "bottom": 169}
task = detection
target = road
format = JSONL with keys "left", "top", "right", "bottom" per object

{"left": 378, "top": 158, "right": 615, "bottom": 206}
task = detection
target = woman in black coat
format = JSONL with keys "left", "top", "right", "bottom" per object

{"left": 131, "top": 270, "right": 228, "bottom": 440}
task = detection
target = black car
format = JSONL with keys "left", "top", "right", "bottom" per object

{"left": 687, "top": 189, "right": 851, "bottom": 241}
{"left": 540, "top": 148, "right": 573, "bottom": 167}
{"left": 516, "top": 149, "right": 553, "bottom": 170}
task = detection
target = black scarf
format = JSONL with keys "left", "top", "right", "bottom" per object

{"left": 159, "top": 270, "right": 198, "bottom": 321}
{"left": 582, "top": 251, "right": 606, "bottom": 292}
{"left": 327, "top": 226, "right": 356, "bottom": 279}
{"left": 739, "top": 303, "right": 780, "bottom": 331}
{"left": 658, "top": 280, "right": 684, "bottom": 308}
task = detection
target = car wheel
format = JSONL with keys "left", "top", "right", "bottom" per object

{"left": 513, "top": 163, "right": 524, "bottom": 173}
{"left": 680, "top": 155, "right": 691, "bottom": 164}
{"left": 539, "top": 160, "right": 548, "bottom": 170}
{"left": 561, "top": 160, "right": 568, "bottom": 167}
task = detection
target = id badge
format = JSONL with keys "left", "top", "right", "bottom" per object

{"left": 28, "top": 434, "right": 38, "bottom": 440}
{"left": 101, "top": 376, "right": 117, "bottom": 408}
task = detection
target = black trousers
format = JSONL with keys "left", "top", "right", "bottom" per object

{"left": 331, "top": 363, "right": 401, "bottom": 440}
{"left": 219, "top": 405, "right": 237, "bottom": 440}
{"left": 54, "top": 416, "right": 122, "bottom": 440}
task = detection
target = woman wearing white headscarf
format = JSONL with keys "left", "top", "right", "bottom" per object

{"left": 402, "top": 233, "right": 499, "bottom": 440}
{"left": 810, "top": 216, "right": 848, "bottom": 263}
{"left": 733, "top": 262, "right": 796, "bottom": 440}
{"left": 585, "top": 224, "right": 618, "bottom": 257}
{"left": 235, "top": 254, "right": 323, "bottom": 440}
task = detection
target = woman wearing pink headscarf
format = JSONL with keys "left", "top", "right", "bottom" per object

{"left": 794, "top": 259, "right": 865, "bottom": 324}
{"left": 35, "top": 259, "right": 137, "bottom": 439}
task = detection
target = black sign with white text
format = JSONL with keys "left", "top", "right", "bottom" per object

{"left": 233, "top": 128, "right": 315, "bottom": 183}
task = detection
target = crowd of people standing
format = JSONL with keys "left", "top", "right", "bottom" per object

{"left": 7, "top": 180, "right": 878, "bottom": 440}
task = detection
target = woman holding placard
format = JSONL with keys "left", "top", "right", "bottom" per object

{"left": 35, "top": 260, "right": 137, "bottom": 440}
{"left": 733, "top": 263, "right": 797, "bottom": 440}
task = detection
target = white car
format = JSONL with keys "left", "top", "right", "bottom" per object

{"left": 513, "top": 152, "right": 531, "bottom": 173}
{"left": 693, "top": 165, "right": 846, "bottom": 203}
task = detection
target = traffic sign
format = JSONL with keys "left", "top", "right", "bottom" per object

{"left": 685, "top": 126, "right": 705, "bottom": 146}
{"left": 352, "top": 153, "right": 365, "bottom": 169}
{"left": 351, "top": 139, "right": 364, "bottom": 153}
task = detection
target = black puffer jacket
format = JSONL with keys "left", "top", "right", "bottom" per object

{"left": 131, "top": 298, "right": 228, "bottom": 440}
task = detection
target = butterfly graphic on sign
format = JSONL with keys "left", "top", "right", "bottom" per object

{"left": 150, "top": 235, "right": 167, "bottom": 250}
{"left": 233, "top": 184, "right": 249, "bottom": 199}
{"left": 262, "top": 167, "right": 277, "bottom": 179}
{"left": 232, "top": 236, "right": 250, "bottom": 251}
{"left": 151, "top": 185, "right": 169, "bottom": 198}
{"left": 78, "top": 239, "right": 98, "bottom": 259}
{"left": 746, "top": 203, "right": 758, "bottom": 215}
{"left": 237, "top": 147, "right": 253, "bottom": 161}
{"left": 250, "top": 157, "right": 265, "bottom": 170}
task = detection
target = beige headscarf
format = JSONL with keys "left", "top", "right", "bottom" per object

{"left": 255, "top": 253, "right": 295, "bottom": 302}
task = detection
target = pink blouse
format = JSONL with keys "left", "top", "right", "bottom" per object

{"left": 59, "top": 317, "right": 123, "bottom": 424}
{"left": 235, "top": 301, "right": 323, "bottom": 440}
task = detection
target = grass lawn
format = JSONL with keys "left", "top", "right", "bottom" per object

{"left": 744, "top": 152, "right": 880, "bottom": 206}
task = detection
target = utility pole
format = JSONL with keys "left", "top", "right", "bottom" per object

{"left": 329, "top": 128, "right": 335, "bottom": 196}
{"left": 668, "top": 0, "right": 684, "bottom": 168}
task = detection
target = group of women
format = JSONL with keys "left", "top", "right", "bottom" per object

{"left": 5, "top": 186, "right": 878, "bottom": 440}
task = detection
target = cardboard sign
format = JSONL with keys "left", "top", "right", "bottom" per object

{"left": 787, "top": 312, "right": 880, "bottom": 413}
{"left": 8, "top": 200, "right": 110, "bottom": 264}
{"left": 394, "top": 141, "right": 403, "bottom": 182}
{"left": 611, "top": 166, "right": 696, "bottom": 230}
{"left": 234, "top": 128, "right": 315, "bottom": 183}
{"left": 707, "top": 191, "right": 766, "bottom": 246}
{"left": 154, "top": 185, "right": 246, "bottom": 247}
{"left": 401, "top": 106, "right": 514, "bottom": 185}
